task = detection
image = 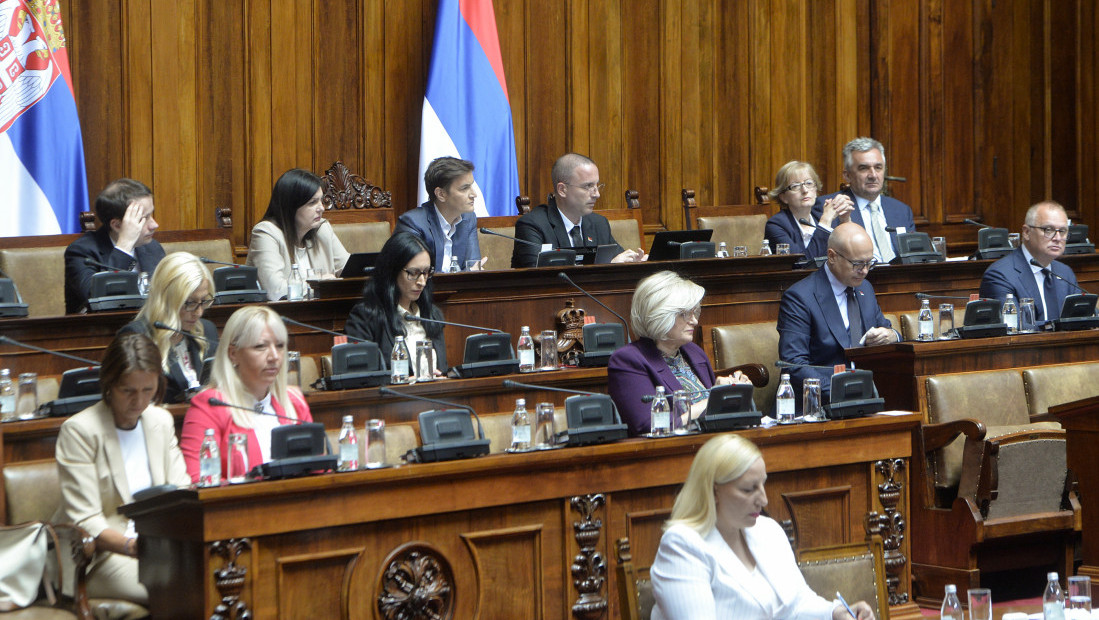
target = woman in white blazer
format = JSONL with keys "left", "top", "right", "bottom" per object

{"left": 650, "top": 434, "right": 876, "bottom": 620}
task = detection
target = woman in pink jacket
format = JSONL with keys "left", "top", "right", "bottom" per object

{"left": 180, "top": 305, "right": 312, "bottom": 482}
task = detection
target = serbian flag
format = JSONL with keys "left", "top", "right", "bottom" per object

{"left": 417, "top": 0, "right": 520, "bottom": 217}
{"left": 0, "top": 0, "right": 87, "bottom": 236}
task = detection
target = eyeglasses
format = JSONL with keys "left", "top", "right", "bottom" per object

{"left": 565, "top": 182, "right": 605, "bottom": 194}
{"left": 784, "top": 180, "right": 817, "bottom": 193}
{"left": 832, "top": 249, "right": 878, "bottom": 272}
{"left": 403, "top": 267, "right": 435, "bottom": 281}
{"left": 676, "top": 306, "right": 702, "bottom": 322}
{"left": 181, "top": 297, "right": 215, "bottom": 312}
{"left": 1025, "top": 224, "right": 1069, "bottom": 240}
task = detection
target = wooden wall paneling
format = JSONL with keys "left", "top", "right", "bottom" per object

{"left": 267, "top": 0, "right": 313, "bottom": 184}
{"left": 1082, "top": 1, "right": 1099, "bottom": 235}
{"left": 360, "top": 0, "right": 385, "bottom": 204}
{"left": 1024, "top": 0, "right": 1046, "bottom": 211}
{"left": 651, "top": 0, "right": 679, "bottom": 231}
{"left": 493, "top": 0, "right": 526, "bottom": 205}
{"left": 748, "top": 0, "right": 774, "bottom": 202}
{"left": 939, "top": 1, "right": 978, "bottom": 228}
{"left": 518, "top": 2, "right": 568, "bottom": 203}
{"left": 1005, "top": 0, "right": 1035, "bottom": 230}
{"left": 827, "top": 0, "right": 860, "bottom": 192}
{"left": 566, "top": 0, "right": 590, "bottom": 162}
{"left": 245, "top": 0, "right": 273, "bottom": 243}
{"left": 587, "top": 0, "right": 626, "bottom": 217}
{"left": 672, "top": 0, "right": 715, "bottom": 232}
{"left": 709, "top": 1, "right": 751, "bottom": 207}
{"left": 768, "top": 0, "right": 807, "bottom": 169}
{"left": 122, "top": 1, "right": 153, "bottom": 195}
{"left": 311, "top": 1, "right": 363, "bottom": 182}
{"left": 918, "top": 0, "right": 943, "bottom": 228}
{"left": 381, "top": 1, "right": 431, "bottom": 213}
{"left": 1048, "top": 0, "right": 1078, "bottom": 215}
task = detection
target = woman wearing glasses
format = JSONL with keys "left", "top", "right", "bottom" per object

{"left": 764, "top": 161, "right": 854, "bottom": 260}
{"left": 346, "top": 232, "right": 448, "bottom": 376}
{"left": 118, "top": 252, "right": 219, "bottom": 403}
{"left": 608, "top": 271, "right": 751, "bottom": 436}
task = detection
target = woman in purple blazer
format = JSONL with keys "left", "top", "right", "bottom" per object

{"left": 608, "top": 271, "right": 750, "bottom": 435}
{"left": 764, "top": 161, "right": 854, "bottom": 260}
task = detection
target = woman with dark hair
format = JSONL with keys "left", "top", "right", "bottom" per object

{"left": 346, "top": 232, "right": 448, "bottom": 376}
{"left": 54, "top": 332, "right": 191, "bottom": 604}
{"left": 246, "top": 168, "right": 349, "bottom": 300}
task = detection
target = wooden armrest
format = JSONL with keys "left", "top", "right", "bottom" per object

{"left": 715, "top": 363, "right": 769, "bottom": 388}
{"left": 51, "top": 523, "right": 94, "bottom": 620}
{"left": 1028, "top": 412, "right": 1059, "bottom": 424}
{"left": 921, "top": 419, "right": 986, "bottom": 453}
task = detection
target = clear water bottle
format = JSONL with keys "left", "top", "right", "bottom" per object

{"left": 390, "top": 335, "right": 411, "bottom": 384}
{"left": 776, "top": 374, "right": 795, "bottom": 423}
{"left": 337, "top": 415, "right": 359, "bottom": 472}
{"left": 650, "top": 386, "right": 671, "bottom": 436}
{"left": 287, "top": 263, "right": 305, "bottom": 301}
{"left": 510, "top": 398, "right": 531, "bottom": 451}
{"left": 716, "top": 242, "right": 729, "bottom": 258}
{"left": 199, "top": 429, "right": 221, "bottom": 487}
{"left": 918, "top": 298, "right": 934, "bottom": 341}
{"left": 1003, "top": 293, "right": 1019, "bottom": 333}
{"left": 448, "top": 256, "right": 461, "bottom": 273}
{"left": 941, "top": 584, "right": 963, "bottom": 620}
{"left": 1044, "top": 572, "right": 1066, "bottom": 620}
{"left": 0, "top": 369, "right": 15, "bottom": 422}
{"left": 759, "top": 239, "right": 773, "bottom": 256}
{"left": 517, "top": 326, "right": 535, "bottom": 372}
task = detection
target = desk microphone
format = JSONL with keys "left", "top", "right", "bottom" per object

{"left": 280, "top": 315, "right": 369, "bottom": 343}
{"left": 208, "top": 397, "right": 305, "bottom": 424}
{"left": 963, "top": 219, "right": 990, "bottom": 229}
{"left": 914, "top": 293, "right": 977, "bottom": 301}
{"left": 82, "top": 258, "right": 124, "bottom": 272}
{"left": 556, "top": 272, "right": 632, "bottom": 342}
{"left": 199, "top": 257, "right": 242, "bottom": 268}
{"left": 1030, "top": 259, "right": 1090, "bottom": 294}
{"left": 0, "top": 335, "right": 97, "bottom": 366}
{"left": 478, "top": 227, "right": 543, "bottom": 249}
{"left": 404, "top": 313, "right": 504, "bottom": 334}
{"left": 501, "top": 379, "right": 599, "bottom": 397}
{"left": 153, "top": 321, "right": 209, "bottom": 342}
{"left": 640, "top": 387, "right": 710, "bottom": 403}
{"left": 377, "top": 387, "right": 486, "bottom": 439}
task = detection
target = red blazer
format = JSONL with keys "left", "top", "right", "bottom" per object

{"left": 180, "top": 387, "right": 313, "bottom": 483}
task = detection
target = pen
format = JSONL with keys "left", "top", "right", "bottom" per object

{"left": 836, "top": 591, "right": 858, "bottom": 619}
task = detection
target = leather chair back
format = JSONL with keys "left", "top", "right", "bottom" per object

{"left": 331, "top": 221, "right": 392, "bottom": 254}
{"left": 710, "top": 322, "right": 778, "bottom": 414}
{"left": 607, "top": 217, "right": 642, "bottom": 251}
{"left": 0, "top": 246, "right": 67, "bottom": 317}
{"left": 798, "top": 539, "right": 889, "bottom": 620}
{"left": 161, "top": 239, "right": 234, "bottom": 267}
{"left": 3, "top": 459, "right": 60, "bottom": 525}
{"left": 696, "top": 214, "right": 767, "bottom": 253}
{"left": 1023, "top": 362, "right": 1099, "bottom": 417}
{"left": 986, "top": 436, "right": 1068, "bottom": 520}
{"left": 477, "top": 226, "right": 516, "bottom": 271}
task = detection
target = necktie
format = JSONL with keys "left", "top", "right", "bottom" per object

{"left": 569, "top": 224, "right": 584, "bottom": 248}
{"left": 1043, "top": 268, "right": 1059, "bottom": 321}
{"left": 869, "top": 203, "right": 895, "bottom": 263}
{"left": 847, "top": 287, "right": 864, "bottom": 345}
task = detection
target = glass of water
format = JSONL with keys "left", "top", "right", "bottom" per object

{"left": 672, "top": 390, "right": 691, "bottom": 434}
{"left": 775, "top": 243, "right": 791, "bottom": 255}
{"left": 802, "top": 378, "right": 823, "bottom": 422}
{"left": 1068, "top": 576, "right": 1091, "bottom": 620}
{"left": 938, "top": 304, "right": 955, "bottom": 340}
{"left": 967, "top": 588, "right": 992, "bottom": 620}
{"left": 365, "top": 419, "right": 386, "bottom": 468}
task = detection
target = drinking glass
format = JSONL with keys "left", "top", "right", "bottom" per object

{"left": 535, "top": 402, "right": 557, "bottom": 448}
{"left": 415, "top": 340, "right": 435, "bottom": 382}
{"left": 932, "top": 236, "right": 947, "bottom": 257}
{"left": 137, "top": 272, "right": 150, "bottom": 297}
{"left": 540, "top": 330, "right": 558, "bottom": 370}
{"left": 672, "top": 390, "right": 691, "bottom": 434}
{"left": 1008, "top": 232, "right": 1021, "bottom": 249}
{"left": 967, "top": 588, "right": 992, "bottom": 620}
{"left": 465, "top": 260, "right": 482, "bottom": 271}
{"left": 802, "top": 378, "right": 823, "bottom": 421}
{"left": 16, "top": 372, "right": 38, "bottom": 420}
{"left": 365, "top": 419, "right": 386, "bottom": 468}
{"left": 1068, "top": 576, "right": 1092, "bottom": 620}
{"left": 303, "top": 268, "right": 317, "bottom": 300}
{"left": 286, "top": 351, "right": 301, "bottom": 388}
{"left": 1018, "top": 298, "right": 1036, "bottom": 333}
{"left": 938, "top": 304, "right": 955, "bottom": 340}
{"left": 227, "top": 434, "right": 249, "bottom": 483}
{"left": 732, "top": 246, "right": 748, "bottom": 258}
{"left": 775, "top": 243, "right": 791, "bottom": 255}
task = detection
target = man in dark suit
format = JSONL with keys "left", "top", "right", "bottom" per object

{"left": 64, "top": 179, "right": 165, "bottom": 314}
{"left": 979, "top": 200, "right": 1077, "bottom": 322}
{"left": 395, "top": 157, "right": 483, "bottom": 272}
{"left": 777, "top": 222, "right": 898, "bottom": 407}
{"left": 815, "top": 137, "right": 915, "bottom": 263}
{"left": 510, "top": 153, "right": 645, "bottom": 268}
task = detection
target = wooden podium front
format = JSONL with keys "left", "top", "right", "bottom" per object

{"left": 122, "top": 414, "right": 922, "bottom": 619}
{"left": 1051, "top": 395, "right": 1099, "bottom": 580}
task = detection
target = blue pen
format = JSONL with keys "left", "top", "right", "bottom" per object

{"left": 836, "top": 592, "right": 858, "bottom": 619}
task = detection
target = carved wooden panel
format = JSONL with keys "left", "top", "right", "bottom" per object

{"left": 276, "top": 549, "right": 361, "bottom": 619}
{"left": 461, "top": 526, "right": 544, "bottom": 619}
{"left": 376, "top": 542, "right": 454, "bottom": 620}
{"left": 781, "top": 485, "right": 854, "bottom": 550}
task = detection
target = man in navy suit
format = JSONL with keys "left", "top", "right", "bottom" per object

{"left": 979, "top": 200, "right": 1077, "bottom": 323}
{"left": 815, "top": 137, "right": 915, "bottom": 263}
{"left": 395, "top": 157, "right": 483, "bottom": 272}
{"left": 510, "top": 153, "right": 645, "bottom": 268}
{"left": 64, "top": 179, "right": 165, "bottom": 314}
{"left": 777, "top": 222, "right": 898, "bottom": 407}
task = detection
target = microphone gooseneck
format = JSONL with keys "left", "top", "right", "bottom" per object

{"left": 556, "top": 272, "right": 632, "bottom": 343}
{"left": 0, "top": 335, "right": 97, "bottom": 366}
{"left": 153, "top": 321, "right": 209, "bottom": 342}
{"left": 199, "top": 257, "right": 240, "bottom": 267}
{"left": 280, "top": 315, "right": 369, "bottom": 343}
{"left": 378, "top": 386, "right": 486, "bottom": 439}
{"left": 501, "top": 379, "right": 599, "bottom": 397}
{"left": 403, "top": 313, "right": 504, "bottom": 334}
{"left": 478, "top": 227, "right": 543, "bottom": 249}
{"left": 83, "top": 257, "right": 123, "bottom": 272}
{"left": 1030, "top": 259, "right": 1089, "bottom": 294}
{"left": 208, "top": 397, "right": 302, "bottom": 424}
{"left": 963, "top": 218, "right": 990, "bottom": 229}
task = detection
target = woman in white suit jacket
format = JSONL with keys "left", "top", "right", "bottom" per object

{"left": 650, "top": 435, "right": 876, "bottom": 620}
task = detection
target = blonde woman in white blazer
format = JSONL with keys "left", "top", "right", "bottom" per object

{"left": 650, "top": 435, "right": 876, "bottom": 620}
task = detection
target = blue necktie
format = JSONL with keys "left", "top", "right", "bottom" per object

{"left": 1043, "top": 268, "right": 1059, "bottom": 321}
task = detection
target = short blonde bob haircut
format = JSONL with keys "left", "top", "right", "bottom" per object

{"left": 134, "top": 252, "right": 215, "bottom": 371}
{"left": 665, "top": 434, "right": 763, "bottom": 534}
{"left": 630, "top": 271, "right": 705, "bottom": 341}
{"left": 767, "top": 160, "right": 824, "bottom": 206}
{"left": 208, "top": 306, "right": 298, "bottom": 428}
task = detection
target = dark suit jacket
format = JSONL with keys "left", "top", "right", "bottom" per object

{"left": 511, "top": 197, "right": 624, "bottom": 268}
{"left": 813, "top": 189, "right": 915, "bottom": 256}
{"left": 345, "top": 303, "right": 448, "bottom": 373}
{"left": 119, "top": 317, "right": 219, "bottom": 404}
{"left": 777, "top": 266, "right": 892, "bottom": 408}
{"left": 64, "top": 229, "right": 166, "bottom": 314}
{"left": 607, "top": 338, "right": 716, "bottom": 436}
{"left": 978, "top": 247, "right": 1078, "bottom": 321}
{"left": 394, "top": 201, "right": 481, "bottom": 271}
{"left": 764, "top": 209, "right": 831, "bottom": 260}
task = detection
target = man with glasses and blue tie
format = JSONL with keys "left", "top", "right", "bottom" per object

{"left": 815, "top": 137, "right": 916, "bottom": 264}
{"left": 510, "top": 153, "right": 646, "bottom": 268}
{"left": 979, "top": 200, "right": 1078, "bottom": 324}
{"left": 777, "top": 222, "right": 899, "bottom": 407}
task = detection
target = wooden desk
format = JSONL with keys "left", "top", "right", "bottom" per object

{"left": 122, "top": 414, "right": 923, "bottom": 620}
{"left": 846, "top": 329, "right": 1099, "bottom": 413}
{"left": 1051, "top": 395, "right": 1099, "bottom": 580}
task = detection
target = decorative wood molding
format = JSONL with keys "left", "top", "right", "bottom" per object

{"left": 214, "top": 207, "right": 233, "bottom": 230}
{"left": 209, "top": 538, "right": 252, "bottom": 620}
{"left": 624, "top": 190, "right": 640, "bottom": 211}
{"left": 516, "top": 195, "right": 531, "bottom": 215}
{"left": 865, "top": 458, "right": 909, "bottom": 605}
{"left": 321, "top": 160, "right": 392, "bottom": 211}
{"left": 376, "top": 542, "right": 454, "bottom": 620}
{"left": 570, "top": 493, "right": 607, "bottom": 619}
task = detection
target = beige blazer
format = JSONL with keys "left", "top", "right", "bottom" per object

{"left": 54, "top": 401, "right": 190, "bottom": 542}
{"left": 246, "top": 219, "right": 350, "bottom": 300}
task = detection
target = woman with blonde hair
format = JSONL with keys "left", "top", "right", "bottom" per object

{"left": 764, "top": 160, "right": 854, "bottom": 260}
{"left": 651, "top": 434, "right": 875, "bottom": 620}
{"left": 118, "top": 251, "right": 218, "bottom": 403}
{"left": 179, "top": 305, "right": 312, "bottom": 482}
